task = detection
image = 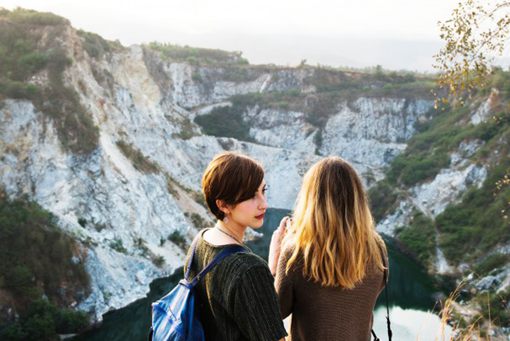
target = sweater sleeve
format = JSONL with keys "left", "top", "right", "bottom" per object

{"left": 231, "top": 264, "right": 287, "bottom": 341}
{"left": 274, "top": 244, "right": 295, "bottom": 319}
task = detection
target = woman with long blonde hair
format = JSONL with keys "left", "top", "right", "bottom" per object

{"left": 268, "top": 156, "right": 388, "bottom": 340}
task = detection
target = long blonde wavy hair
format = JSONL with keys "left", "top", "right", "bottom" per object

{"left": 285, "top": 157, "right": 386, "bottom": 288}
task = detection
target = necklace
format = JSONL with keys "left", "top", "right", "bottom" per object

{"left": 216, "top": 224, "right": 244, "bottom": 245}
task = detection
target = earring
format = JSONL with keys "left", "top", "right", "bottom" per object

{"left": 224, "top": 215, "right": 229, "bottom": 223}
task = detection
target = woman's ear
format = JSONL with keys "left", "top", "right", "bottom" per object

{"left": 216, "top": 199, "right": 230, "bottom": 215}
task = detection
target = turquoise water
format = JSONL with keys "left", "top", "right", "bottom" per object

{"left": 73, "top": 208, "right": 448, "bottom": 340}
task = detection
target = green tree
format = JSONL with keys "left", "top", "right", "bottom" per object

{"left": 434, "top": 0, "right": 510, "bottom": 104}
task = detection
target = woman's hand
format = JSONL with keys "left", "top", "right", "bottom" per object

{"left": 268, "top": 216, "right": 291, "bottom": 276}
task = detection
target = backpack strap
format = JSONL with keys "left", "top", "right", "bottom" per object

{"left": 184, "top": 235, "right": 201, "bottom": 280}
{"left": 372, "top": 241, "right": 392, "bottom": 341}
{"left": 380, "top": 243, "right": 392, "bottom": 341}
{"left": 184, "top": 240, "right": 246, "bottom": 289}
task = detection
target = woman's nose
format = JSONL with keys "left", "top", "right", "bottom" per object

{"left": 259, "top": 194, "right": 268, "bottom": 209}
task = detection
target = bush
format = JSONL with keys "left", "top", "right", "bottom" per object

{"left": 0, "top": 299, "right": 89, "bottom": 340}
{"left": 475, "top": 289, "right": 510, "bottom": 328}
{"left": 369, "top": 180, "right": 399, "bottom": 222}
{"left": 77, "top": 30, "right": 121, "bottom": 59}
{"left": 168, "top": 230, "right": 187, "bottom": 250}
{"left": 474, "top": 254, "right": 510, "bottom": 276}
{"left": 185, "top": 212, "right": 207, "bottom": 229}
{"left": 0, "top": 195, "right": 90, "bottom": 340}
{"left": 396, "top": 211, "right": 436, "bottom": 268}
{"left": 109, "top": 238, "right": 127, "bottom": 254}
{"left": 116, "top": 140, "right": 160, "bottom": 173}
{"left": 194, "top": 105, "right": 254, "bottom": 142}
{"left": 152, "top": 255, "right": 165, "bottom": 268}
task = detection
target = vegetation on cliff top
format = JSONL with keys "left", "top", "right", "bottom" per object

{"left": 0, "top": 8, "right": 99, "bottom": 155}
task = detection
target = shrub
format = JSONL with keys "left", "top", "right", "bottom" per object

{"left": 0, "top": 299, "right": 89, "bottom": 340}
{"left": 474, "top": 254, "right": 510, "bottom": 276}
{"left": 168, "top": 230, "right": 187, "bottom": 249}
{"left": 396, "top": 211, "right": 436, "bottom": 268}
{"left": 77, "top": 30, "right": 121, "bottom": 59}
{"left": 475, "top": 289, "right": 510, "bottom": 328}
{"left": 368, "top": 180, "right": 399, "bottom": 222}
{"left": 194, "top": 105, "right": 254, "bottom": 142}
{"left": 77, "top": 217, "right": 87, "bottom": 227}
{"left": 185, "top": 212, "right": 207, "bottom": 229}
{"left": 0, "top": 194, "right": 91, "bottom": 340}
{"left": 116, "top": 140, "right": 160, "bottom": 173}
{"left": 152, "top": 255, "right": 165, "bottom": 268}
{"left": 109, "top": 238, "right": 127, "bottom": 253}
{"left": 134, "top": 237, "right": 149, "bottom": 256}
{"left": 190, "top": 190, "right": 207, "bottom": 208}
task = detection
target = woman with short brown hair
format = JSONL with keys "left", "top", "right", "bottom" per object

{"left": 184, "top": 151, "right": 287, "bottom": 341}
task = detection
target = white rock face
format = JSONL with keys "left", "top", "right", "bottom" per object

{"left": 376, "top": 199, "right": 415, "bottom": 236}
{"left": 320, "top": 97, "right": 433, "bottom": 181}
{"left": 411, "top": 163, "right": 487, "bottom": 217}
{"left": 245, "top": 107, "right": 318, "bottom": 153}
{"left": 411, "top": 140, "right": 487, "bottom": 218}
{"left": 0, "top": 49, "right": 323, "bottom": 320}
{"left": 470, "top": 89, "right": 498, "bottom": 125}
{"left": 163, "top": 63, "right": 271, "bottom": 109}
{"left": 0, "top": 99, "right": 189, "bottom": 320}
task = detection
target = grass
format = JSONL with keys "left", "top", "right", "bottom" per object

{"left": 116, "top": 140, "right": 160, "bottom": 174}
{"left": 77, "top": 29, "right": 123, "bottom": 59}
{"left": 437, "top": 281, "right": 510, "bottom": 339}
{"left": 146, "top": 42, "right": 249, "bottom": 66}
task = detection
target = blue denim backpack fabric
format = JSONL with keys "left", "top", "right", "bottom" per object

{"left": 149, "top": 238, "right": 246, "bottom": 341}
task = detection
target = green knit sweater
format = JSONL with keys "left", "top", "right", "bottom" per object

{"left": 184, "top": 229, "right": 287, "bottom": 341}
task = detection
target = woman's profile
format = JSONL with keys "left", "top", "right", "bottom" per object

{"left": 184, "top": 151, "right": 287, "bottom": 341}
{"left": 269, "top": 156, "right": 388, "bottom": 340}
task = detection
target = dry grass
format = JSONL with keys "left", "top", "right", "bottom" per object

{"left": 436, "top": 280, "right": 508, "bottom": 341}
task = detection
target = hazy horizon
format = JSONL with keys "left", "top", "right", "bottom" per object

{"left": 2, "top": 0, "right": 458, "bottom": 72}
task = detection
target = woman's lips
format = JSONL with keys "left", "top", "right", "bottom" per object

{"left": 255, "top": 213, "right": 265, "bottom": 220}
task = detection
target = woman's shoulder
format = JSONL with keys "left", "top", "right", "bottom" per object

{"left": 222, "top": 250, "right": 269, "bottom": 275}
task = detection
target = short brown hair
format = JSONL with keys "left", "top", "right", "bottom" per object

{"left": 201, "top": 152, "right": 264, "bottom": 220}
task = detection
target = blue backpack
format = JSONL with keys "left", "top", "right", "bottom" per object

{"left": 149, "top": 239, "right": 246, "bottom": 341}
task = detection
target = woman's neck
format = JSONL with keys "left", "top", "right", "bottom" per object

{"left": 216, "top": 220, "right": 247, "bottom": 243}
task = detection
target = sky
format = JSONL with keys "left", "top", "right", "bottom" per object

{"left": 2, "top": 0, "right": 459, "bottom": 71}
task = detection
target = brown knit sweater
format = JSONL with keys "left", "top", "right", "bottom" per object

{"left": 275, "top": 243, "right": 387, "bottom": 341}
